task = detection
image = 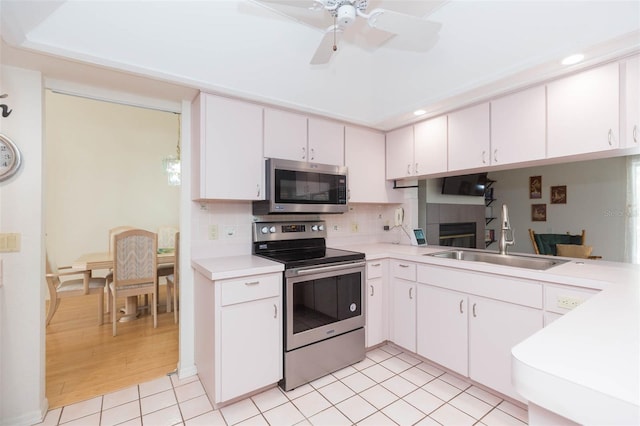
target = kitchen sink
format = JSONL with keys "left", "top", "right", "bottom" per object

{"left": 425, "top": 249, "right": 567, "bottom": 271}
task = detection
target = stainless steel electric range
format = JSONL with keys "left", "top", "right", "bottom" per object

{"left": 253, "top": 220, "right": 366, "bottom": 391}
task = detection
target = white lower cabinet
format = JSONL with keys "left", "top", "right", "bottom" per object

{"left": 366, "top": 260, "right": 388, "bottom": 347}
{"left": 195, "top": 271, "right": 282, "bottom": 407}
{"left": 417, "top": 285, "right": 468, "bottom": 376}
{"left": 468, "top": 295, "right": 542, "bottom": 402}
{"left": 415, "top": 264, "right": 543, "bottom": 403}
{"left": 390, "top": 261, "right": 417, "bottom": 352}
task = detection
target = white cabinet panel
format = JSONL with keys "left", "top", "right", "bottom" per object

{"left": 264, "top": 108, "right": 308, "bottom": 161}
{"left": 386, "top": 126, "right": 414, "bottom": 180}
{"left": 448, "top": 102, "right": 491, "bottom": 171}
{"left": 468, "top": 295, "right": 542, "bottom": 402}
{"left": 491, "top": 86, "right": 546, "bottom": 165}
{"left": 623, "top": 56, "right": 640, "bottom": 149}
{"left": 192, "top": 93, "right": 264, "bottom": 200}
{"left": 390, "top": 277, "right": 416, "bottom": 352}
{"left": 414, "top": 116, "right": 448, "bottom": 175}
{"left": 345, "top": 126, "right": 402, "bottom": 203}
{"left": 220, "top": 295, "right": 282, "bottom": 401}
{"left": 547, "top": 62, "right": 620, "bottom": 157}
{"left": 366, "top": 259, "right": 388, "bottom": 348}
{"left": 417, "top": 284, "right": 468, "bottom": 376}
{"left": 308, "top": 117, "right": 344, "bottom": 165}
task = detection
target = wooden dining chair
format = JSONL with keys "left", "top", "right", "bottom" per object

{"left": 166, "top": 231, "right": 180, "bottom": 323}
{"left": 109, "top": 229, "right": 158, "bottom": 336}
{"left": 157, "top": 226, "right": 178, "bottom": 280}
{"left": 45, "top": 254, "right": 105, "bottom": 326}
{"left": 105, "top": 226, "right": 135, "bottom": 314}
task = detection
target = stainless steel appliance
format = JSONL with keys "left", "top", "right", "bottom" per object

{"left": 252, "top": 158, "right": 348, "bottom": 215}
{"left": 253, "top": 220, "right": 365, "bottom": 391}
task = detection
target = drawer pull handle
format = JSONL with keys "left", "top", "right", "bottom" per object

{"left": 634, "top": 125, "right": 638, "bottom": 144}
{"left": 482, "top": 150, "right": 487, "bottom": 164}
{"left": 370, "top": 263, "right": 381, "bottom": 267}
{"left": 409, "top": 287, "right": 413, "bottom": 300}
{"left": 398, "top": 264, "right": 409, "bottom": 268}
{"left": 245, "top": 281, "right": 260, "bottom": 286}
{"left": 459, "top": 299, "right": 464, "bottom": 314}
{"left": 273, "top": 304, "right": 278, "bottom": 319}
{"left": 302, "top": 147, "right": 306, "bottom": 160}
{"left": 608, "top": 129, "right": 613, "bottom": 146}
{"left": 370, "top": 285, "right": 374, "bottom": 297}
{"left": 472, "top": 303, "right": 477, "bottom": 318}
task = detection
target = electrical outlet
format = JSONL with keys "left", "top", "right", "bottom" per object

{"left": 224, "top": 225, "right": 236, "bottom": 237}
{"left": 351, "top": 223, "right": 359, "bottom": 233}
{"left": 333, "top": 225, "right": 340, "bottom": 231}
{"left": 557, "top": 295, "right": 583, "bottom": 310}
{"left": 209, "top": 224, "right": 218, "bottom": 240}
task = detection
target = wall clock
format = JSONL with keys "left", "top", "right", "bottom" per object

{"left": 0, "top": 133, "right": 22, "bottom": 182}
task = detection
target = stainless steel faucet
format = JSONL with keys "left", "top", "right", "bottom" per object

{"left": 498, "top": 204, "right": 515, "bottom": 255}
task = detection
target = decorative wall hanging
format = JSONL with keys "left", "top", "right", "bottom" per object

{"left": 529, "top": 175, "right": 542, "bottom": 199}
{"left": 550, "top": 185, "right": 567, "bottom": 204}
{"left": 0, "top": 94, "right": 12, "bottom": 118}
{"left": 531, "top": 204, "right": 547, "bottom": 221}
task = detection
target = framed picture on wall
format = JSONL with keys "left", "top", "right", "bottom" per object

{"left": 551, "top": 185, "right": 567, "bottom": 204}
{"left": 529, "top": 176, "right": 542, "bottom": 199}
{"left": 532, "top": 204, "right": 547, "bottom": 221}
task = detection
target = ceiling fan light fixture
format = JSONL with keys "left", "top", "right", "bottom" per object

{"left": 337, "top": 4, "right": 356, "bottom": 27}
{"left": 561, "top": 53, "right": 584, "bottom": 65}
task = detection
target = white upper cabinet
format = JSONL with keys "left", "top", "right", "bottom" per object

{"left": 264, "top": 108, "right": 308, "bottom": 161}
{"left": 547, "top": 62, "right": 620, "bottom": 158}
{"left": 264, "top": 109, "right": 344, "bottom": 165}
{"left": 345, "top": 126, "right": 403, "bottom": 203}
{"left": 385, "top": 126, "right": 415, "bottom": 180}
{"left": 491, "top": 86, "right": 546, "bottom": 165}
{"left": 192, "top": 93, "right": 264, "bottom": 201}
{"left": 308, "top": 117, "right": 345, "bottom": 165}
{"left": 623, "top": 56, "right": 640, "bottom": 149}
{"left": 414, "top": 115, "right": 448, "bottom": 175}
{"left": 448, "top": 102, "right": 491, "bottom": 171}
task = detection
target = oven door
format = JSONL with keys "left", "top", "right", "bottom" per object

{"left": 285, "top": 261, "right": 365, "bottom": 351}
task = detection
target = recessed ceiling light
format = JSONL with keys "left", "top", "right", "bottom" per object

{"left": 561, "top": 53, "right": 585, "bottom": 65}
{"left": 413, "top": 109, "right": 426, "bottom": 116}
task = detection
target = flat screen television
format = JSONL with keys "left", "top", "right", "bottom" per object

{"left": 441, "top": 173, "right": 487, "bottom": 196}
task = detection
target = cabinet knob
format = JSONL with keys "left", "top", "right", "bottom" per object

{"left": 634, "top": 125, "right": 638, "bottom": 144}
{"left": 407, "top": 164, "right": 411, "bottom": 175}
{"left": 493, "top": 149, "right": 498, "bottom": 163}
{"left": 302, "top": 147, "right": 306, "bottom": 160}
{"left": 311, "top": 148, "right": 315, "bottom": 161}
{"left": 409, "top": 287, "right": 413, "bottom": 300}
{"left": 459, "top": 299, "right": 464, "bottom": 314}
{"left": 415, "top": 163, "right": 419, "bottom": 174}
{"left": 370, "top": 285, "right": 374, "bottom": 297}
{"left": 482, "top": 151, "right": 487, "bottom": 164}
{"left": 472, "top": 303, "right": 477, "bottom": 317}
{"left": 256, "top": 184, "right": 261, "bottom": 198}
{"left": 273, "top": 304, "right": 278, "bottom": 319}
{"left": 608, "top": 129, "right": 613, "bottom": 147}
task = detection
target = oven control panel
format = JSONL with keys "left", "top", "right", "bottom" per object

{"left": 253, "top": 221, "right": 327, "bottom": 242}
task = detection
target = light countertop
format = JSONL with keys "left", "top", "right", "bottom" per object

{"left": 192, "top": 255, "right": 283, "bottom": 281}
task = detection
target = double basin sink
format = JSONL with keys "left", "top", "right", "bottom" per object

{"left": 425, "top": 249, "right": 568, "bottom": 271}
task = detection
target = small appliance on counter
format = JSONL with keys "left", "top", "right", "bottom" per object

{"left": 253, "top": 220, "right": 365, "bottom": 391}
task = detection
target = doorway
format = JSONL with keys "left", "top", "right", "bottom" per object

{"left": 44, "top": 91, "right": 180, "bottom": 408}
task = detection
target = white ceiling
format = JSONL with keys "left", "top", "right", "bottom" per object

{"left": 1, "top": 0, "right": 639, "bottom": 130}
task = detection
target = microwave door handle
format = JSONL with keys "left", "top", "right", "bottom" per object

{"left": 292, "top": 261, "right": 366, "bottom": 276}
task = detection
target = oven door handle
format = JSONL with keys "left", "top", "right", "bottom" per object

{"left": 290, "top": 261, "right": 366, "bottom": 276}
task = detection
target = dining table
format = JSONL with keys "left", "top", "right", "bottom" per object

{"left": 73, "top": 250, "right": 175, "bottom": 322}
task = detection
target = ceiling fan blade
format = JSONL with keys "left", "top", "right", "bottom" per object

{"left": 310, "top": 26, "right": 343, "bottom": 65}
{"left": 256, "top": 0, "right": 325, "bottom": 10}
{"left": 366, "top": 8, "right": 442, "bottom": 38}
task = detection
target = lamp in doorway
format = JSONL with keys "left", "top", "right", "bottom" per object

{"left": 163, "top": 119, "right": 181, "bottom": 186}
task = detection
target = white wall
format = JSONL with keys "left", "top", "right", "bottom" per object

{"left": 487, "top": 157, "right": 627, "bottom": 261}
{"left": 0, "top": 66, "right": 46, "bottom": 426}
{"left": 45, "top": 91, "right": 180, "bottom": 266}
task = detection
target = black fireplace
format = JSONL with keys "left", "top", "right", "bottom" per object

{"left": 439, "top": 222, "right": 477, "bottom": 248}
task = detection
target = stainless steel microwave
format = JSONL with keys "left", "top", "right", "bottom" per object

{"left": 253, "top": 158, "right": 348, "bottom": 215}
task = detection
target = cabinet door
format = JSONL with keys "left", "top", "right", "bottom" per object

{"left": 468, "top": 296, "right": 542, "bottom": 402}
{"left": 264, "top": 108, "right": 308, "bottom": 161}
{"left": 548, "top": 62, "right": 619, "bottom": 157}
{"left": 623, "top": 56, "right": 640, "bottom": 149}
{"left": 308, "top": 117, "right": 344, "bottom": 165}
{"left": 448, "top": 102, "right": 491, "bottom": 171}
{"left": 414, "top": 115, "right": 448, "bottom": 175}
{"left": 366, "top": 276, "right": 385, "bottom": 347}
{"left": 390, "top": 278, "right": 416, "bottom": 352}
{"left": 386, "top": 126, "right": 414, "bottom": 180}
{"left": 491, "top": 86, "right": 546, "bottom": 165}
{"left": 417, "top": 285, "right": 468, "bottom": 376}
{"left": 220, "top": 296, "right": 282, "bottom": 402}
{"left": 345, "top": 126, "right": 403, "bottom": 203}
{"left": 201, "top": 95, "right": 264, "bottom": 200}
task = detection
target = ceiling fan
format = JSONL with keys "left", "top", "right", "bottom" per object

{"left": 255, "top": 0, "right": 443, "bottom": 64}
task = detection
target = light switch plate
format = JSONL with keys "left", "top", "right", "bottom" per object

{"left": 0, "top": 233, "right": 20, "bottom": 252}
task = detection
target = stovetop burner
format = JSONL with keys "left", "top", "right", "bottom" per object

{"left": 252, "top": 220, "right": 364, "bottom": 269}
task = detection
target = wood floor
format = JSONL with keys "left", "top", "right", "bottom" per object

{"left": 46, "top": 285, "right": 179, "bottom": 409}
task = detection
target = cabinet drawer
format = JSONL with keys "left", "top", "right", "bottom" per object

{"left": 367, "top": 261, "right": 384, "bottom": 279}
{"left": 392, "top": 261, "right": 416, "bottom": 281}
{"left": 220, "top": 273, "right": 281, "bottom": 306}
{"left": 544, "top": 284, "right": 598, "bottom": 315}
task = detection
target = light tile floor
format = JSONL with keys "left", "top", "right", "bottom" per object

{"left": 35, "top": 344, "right": 528, "bottom": 426}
